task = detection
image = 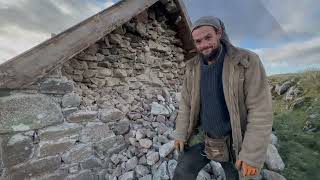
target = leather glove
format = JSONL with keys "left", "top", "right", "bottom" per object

{"left": 174, "top": 139, "right": 185, "bottom": 152}
{"left": 236, "top": 160, "right": 258, "bottom": 176}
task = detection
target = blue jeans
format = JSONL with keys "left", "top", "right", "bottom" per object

{"left": 173, "top": 143, "right": 239, "bottom": 180}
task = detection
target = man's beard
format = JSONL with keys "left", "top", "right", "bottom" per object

{"left": 200, "top": 45, "right": 221, "bottom": 65}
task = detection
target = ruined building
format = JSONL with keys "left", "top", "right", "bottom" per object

{"left": 0, "top": 0, "right": 197, "bottom": 179}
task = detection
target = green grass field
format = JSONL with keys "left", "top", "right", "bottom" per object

{"left": 269, "top": 71, "right": 320, "bottom": 180}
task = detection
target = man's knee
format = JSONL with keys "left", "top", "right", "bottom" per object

{"left": 173, "top": 162, "right": 199, "bottom": 180}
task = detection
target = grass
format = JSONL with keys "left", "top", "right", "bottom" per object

{"left": 270, "top": 70, "right": 320, "bottom": 180}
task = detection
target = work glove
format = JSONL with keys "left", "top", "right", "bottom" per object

{"left": 235, "top": 160, "right": 258, "bottom": 176}
{"left": 174, "top": 139, "right": 185, "bottom": 152}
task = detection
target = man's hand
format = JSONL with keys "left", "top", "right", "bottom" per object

{"left": 235, "top": 160, "right": 258, "bottom": 176}
{"left": 174, "top": 139, "right": 185, "bottom": 152}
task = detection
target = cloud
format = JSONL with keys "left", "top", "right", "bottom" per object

{"left": 0, "top": 0, "right": 116, "bottom": 64}
{"left": 252, "top": 36, "right": 320, "bottom": 66}
{"left": 261, "top": 0, "right": 320, "bottom": 36}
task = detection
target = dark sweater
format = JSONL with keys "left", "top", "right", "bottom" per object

{"left": 200, "top": 45, "right": 231, "bottom": 138}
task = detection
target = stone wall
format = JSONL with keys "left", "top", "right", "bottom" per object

{"left": 0, "top": 1, "right": 187, "bottom": 180}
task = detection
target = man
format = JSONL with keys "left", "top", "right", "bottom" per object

{"left": 172, "top": 16, "right": 273, "bottom": 180}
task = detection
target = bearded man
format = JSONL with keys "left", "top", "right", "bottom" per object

{"left": 172, "top": 16, "right": 273, "bottom": 180}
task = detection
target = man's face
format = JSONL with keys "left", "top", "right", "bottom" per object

{"left": 192, "top": 26, "right": 221, "bottom": 56}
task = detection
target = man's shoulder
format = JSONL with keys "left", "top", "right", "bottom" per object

{"left": 235, "top": 47, "right": 259, "bottom": 59}
{"left": 232, "top": 46, "right": 261, "bottom": 68}
{"left": 185, "top": 55, "right": 200, "bottom": 68}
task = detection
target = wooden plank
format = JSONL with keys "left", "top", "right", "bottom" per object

{"left": 0, "top": 0, "right": 159, "bottom": 89}
{"left": 174, "top": 0, "right": 195, "bottom": 54}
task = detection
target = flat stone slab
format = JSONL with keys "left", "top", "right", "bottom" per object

{"left": 2, "top": 133, "right": 34, "bottom": 167}
{"left": 0, "top": 94, "right": 63, "bottom": 134}
{"left": 6, "top": 155, "right": 61, "bottom": 180}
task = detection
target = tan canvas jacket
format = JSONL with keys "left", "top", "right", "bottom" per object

{"left": 173, "top": 41, "right": 273, "bottom": 171}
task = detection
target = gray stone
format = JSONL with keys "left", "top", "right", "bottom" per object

{"left": 62, "top": 93, "right": 81, "bottom": 108}
{"left": 114, "top": 69, "right": 128, "bottom": 78}
{"left": 97, "top": 68, "right": 113, "bottom": 78}
{"left": 262, "top": 169, "right": 287, "bottom": 180}
{"left": 68, "top": 163, "right": 80, "bottom": 174}
{"left": 99, "top": 108, "right": 124, "bottom": 122}
{"left": 94, "top": 135, "right": 127, "bottom": 157}
{"left": 109, "top": 34, "right": 124, "bottom": 46}
{"left": 83, "top": 69, "right": 97, "bottom": 78}
{"left": 265, "top": 144, "right": 285, "bottom": 172}
{"left": 270, "top": 133, "right": 278, "bottom": 147}
{"left": 136, "top": 129, "right": 145, "bottom": 140}
{"left": 105, "top": 78, "right": 122, "bottom": 87}
{"left": 161, "top": 60, "right": 173, "bottom": 69}
{"left": 110, "top": 121, "right": 130, "bottom": 135}
{"left": 135, "top": 165, "right": 150, "bottom": 177}
{"left": 62, "top": 107, "right": 78, "bottom": 116}
{"left": 35, "top": 171, "right": 68, "bottom": 180}
{"left": 156, "top": 115, "right": 166, "bottom": 123}
{"left": 146, "top": 151, "right": 159, "bottom": 165}
{"left": 136, "top": 22, "right": 148, "bottom": 37}
{"left": 66, "top": 170, "right": 94, "bottom": 180}
{"left": 96, "top": 169, "right": 108, "bottom": 180}
{"left": 80, "top": 122, "right": 115, "bottom": 143}
{"left": 288, "top": 97, "right": 305, "bottom": 110}
{"left": 62, "top": 144, "right": 94, "bottom": 164}
{"left": 136, "top": 69, "right": 164, "bottom": 87}
{"left": 96, "top": 53, "right": 105, "bottom": 61}
{"left": 159, "top": 141, "right": 175, "bottom": 158}
{"left": 275, "top": 81, "right": 292, "bottom": 95}
{"left": 7, "top": 156, "right": 61, "bottom": 180}
{"left": 2, "top": 133, "right": 33, "bottom": 167}
{"left": 126, "top": 157, "right": 139, "bottom": 171}
{"left": 196, "top": 170, "right": 211, "bottom": 180}
{"left": 39, "top": 139, "right": 74, "bottom": 157}
{"left": 119, "top": 171, "right": 135, "bottom": 180}
{"left": 39, "top": 122, "right": 82, "bottom": 141}
{"left": 110, "top": 154, "right": 120, "bottom": 165}
{"left": 174, "top": 92, "right": 181, "bottom": 105}
{"left": 157, "top": 95, "right": 165, "bottom": 102}
{"left": 127, "top": 112, "right": 142, "bottom": 120}
{"left": 40, "top": 78, "right": 74, "bottom": 94}
{"left": 0, "top": 94, "right": 63, "bottom": 134}
{"left": 148, "top": 40, "right": 169, "bottom": 53}
{"left": 139, "top": 138, "right": 153, "bottom": 149}
{"left": 153, "top": 161, "right": 169, "bottom": 180}
{"left": 150, "top": 102, "right": 170, "bottom": 116}
{"left": 210, "top": 161, "right": 225, "bottom": 178}
{"left": 80, "top": 155, "right": 103, "bottom": 169}
{"left": 139, "top": 174, "right": 152, "bottom": 180}
{"left": 78, "top": 54, "right": 98, "bottom": 61}
{"left": 67, "top": 110, "right": 98, "bottom": 123}
{"left": 90, "top": 78, "right": 105, "bottom": 87}
{"left": 167, "top": 159, "right": 177, "bottom": 179}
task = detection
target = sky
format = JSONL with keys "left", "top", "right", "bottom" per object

{"left": 0, "top": 0, "right": 319, "bottom": 75}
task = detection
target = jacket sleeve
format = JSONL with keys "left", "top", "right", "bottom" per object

{"left": 238, "top": 53, "right": 273, "bottom": 169}
{"left": 173, "top": 66, "right": 192, "bottom": 141}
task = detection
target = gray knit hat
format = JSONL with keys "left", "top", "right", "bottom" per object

{"left": 191, "top": 16, "right": 230, "bottom": 43}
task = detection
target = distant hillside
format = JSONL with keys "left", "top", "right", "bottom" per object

{"left": 268, "top": 70, "right": 320, "bottom": 180}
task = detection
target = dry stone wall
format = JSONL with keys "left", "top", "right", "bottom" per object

{"left": 0, "top": 1, "right": 187, "bottom": 180}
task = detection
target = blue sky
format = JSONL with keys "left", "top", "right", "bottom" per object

{"left": 0, "top": 0, "right": 319, "bottom": 75}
